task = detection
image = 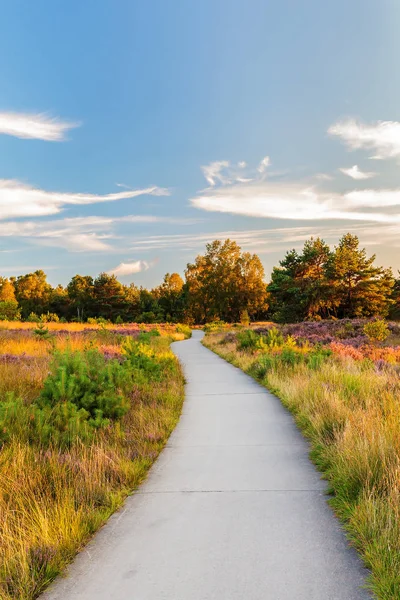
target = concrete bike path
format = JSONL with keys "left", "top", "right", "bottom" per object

{"left": 42, "top": 330, "right": 371, "bottom": 600}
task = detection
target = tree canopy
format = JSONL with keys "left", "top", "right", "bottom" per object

{"left": 0, "top": 235, "right": 396, "bottom": 324}
{"left": 185, "top": 239, "right": 268, "bottom": 323}
{"left": 268, "top": 234, "right": 394, "bottom": 322}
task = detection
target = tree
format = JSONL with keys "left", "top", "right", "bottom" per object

{"left": 92, "top": 273, "right": 127, "bottom": 322}
{"left": 49, "top": 285, "right": 71, "bottom": 321}
{"left": 185, "top": 239, "right": 268, "bottom": 323}
{"left": 14, "top": 270, "right": 52, "bottom": 318}
{"left": 268, "top": 238, "right": 335, "bottom": 322}
{"left": 67, "top": 275, "right": 94, "bottom": 321}
{"left": 328, "top": 234, "right": 394, "bottom": 318}
{"left": 123, "top": 283, "right": 141, "bottom": 322}
{"left": 0, "top": 277, "right": 17, "bottom": 302}
{"left": 154, "top": 273, "right": 185, "bottom": 321}
{"left": 137, "top": 288, "right": 162, "bottom": 322}
{"left": 389, "top": 273, "right": 400, "bottom": 320}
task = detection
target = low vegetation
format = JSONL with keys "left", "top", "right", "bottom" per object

{"left": 0, "top": 322, "right": 190, "bottom": 600}
{"left": 204, "top": 320, "right": 400, "bottom": 600}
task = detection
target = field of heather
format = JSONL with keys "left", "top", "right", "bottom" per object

{"left": 0, "top": 322, "right": 190, "bottom": 600}
{"left": 204, "top": 319, "right": 400, "bottom": 599}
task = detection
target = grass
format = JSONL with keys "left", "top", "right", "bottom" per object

{"left": 0, "top": 324, "right": 189, "bottom": 600}
{"left": 203, "top": 327, "right": 400, "bottom": 600}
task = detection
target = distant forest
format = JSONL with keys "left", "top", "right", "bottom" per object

{"left": 1, "top": 234, "right": 399, "bottom": 324}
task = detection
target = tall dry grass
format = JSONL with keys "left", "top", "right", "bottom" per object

{"left": 0, "top": 326, "right": 186, "bottom": 600}
{"left": 204, "top": 332, "right": 400, "bottom": 600}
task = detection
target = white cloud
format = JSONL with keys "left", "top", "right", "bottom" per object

{"left": 191, "top": 182, "right": 400, "bottom": 223}
{"left": 0, "top": 214, "right": 198, "bottom": 252}
{"left": 0, "top": 111, "right": 80, "bottom": 141}
{"left": 201, "top": 161, "right": 230, "bottom": 186}
{"left": 314, "top": 173, "right": 334, "bottom": 181}
{"left": 0, "top": 179, "right": 170, "bottom": 220}
{"left": 339, "top": 165, "right": 376, "bottom": 180}
{"left": 107, "top": 260, "right": 151, "bottom": 277}
{"left": 257, "top": 155, "right": 271, "bottom": 173}
{"left": 328, "top": 118, "right": 400, "bottom": 159}
{"left": 192, "top": 153, "right": 400, "bottom": 226}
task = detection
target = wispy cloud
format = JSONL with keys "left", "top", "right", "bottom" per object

{"left": 257, "top": 155, "right": 271, "bottom": 173}
{"left": 0, "top": 179, "right": 170, "bottom": 220}
{"left": 191, "top": 156, "right": 400, "bottom": 225}
{"left": 192, "top": 182, "right": 400, "bottom": 223}
{"left": 339, "top": 165, "right": 376, "bottom": 180}
{"left": 107, "top": 260, "right": 151, "bottom": 277}
{"left": 328, "top": 118, "right": 400, "bottom": 160}
{"left": 127, "top": 223, "right": 400, "bottom": 256}
{"left": 0, "top": 214, "right": 198, "bottom": 252}
{"left": 201, "top": 161, "right": 230, "bottom": 186}
{"left": 0, "top": 111, "right": 80, "bottom": 141}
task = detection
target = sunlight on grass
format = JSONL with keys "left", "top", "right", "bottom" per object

{"left": 0, "top": 324, "right": 189, "bottom": 600}
{"left": 204, "top": 326, "right": 400, "bottom": 600}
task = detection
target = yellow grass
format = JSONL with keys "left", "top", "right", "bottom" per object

{"left": 0, "top": 324, "right": 187, "bottom": 599}
{"left": 204, "top": 332, "right": 400, "bottom": 600}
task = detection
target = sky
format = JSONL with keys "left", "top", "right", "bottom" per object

{"left": 1, "top": 0, "right": 400, "bottom": 287}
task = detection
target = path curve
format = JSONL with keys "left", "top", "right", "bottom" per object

{"left": 41, "top": 330, "right": 371, "bottom": 600}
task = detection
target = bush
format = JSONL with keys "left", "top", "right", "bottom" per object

{"left": 176, "top": 323, "right": 192, "bottom": 338}
{"left": 122, "top": 338, "right": 162, "bottom": 380}
{"left": 26, "top": 312, "right": 39, "bottom": 323}
{"left": 33, "top": 323, "right": 52, "bottom": 340}
{"left": 87, "top": 317, "right": 110, "bottom": 325}
{"left": 38, "top": 349, "right": 130, "bottom": 426}
{"left": 0, "top": 301, "right": 21, "bottom": 321}
{"left": 0, "top": 395, "right": 93, "bottom": 449}
{"left": 307, "top": 348, "right": 332, "bottom": 370}
{"left": 264, "top": 327, "right": 285, "bottom": 349}
{"left": 240, "top": 309, "right": 250, "bottom": 326}
{"left": 279, "top": 348, "right": 303, "bottom": 367}
{"left": 40, "top": 313, "right": 59, "bottom": 323}
{"left": 236, "top": 329, "right": 260, "bottom": 350}
{"left": 250, "top": 354, "right": 276, "bottom": 379}
{"left": 204, "top": 320, "right": 227, "bottom": 333}
{"left": 363, "top": 319, "right": 390, "bottom": 344}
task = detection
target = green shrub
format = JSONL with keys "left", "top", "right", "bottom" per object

{"left": 279, "top": 348, "right": 303, "bottom": 367}
{"left": 26, "top": 312, "right": 39, "bottom": 323}
{"left": 236, "top": 329, "right": 260, "bottom": 350}
{"left": 363, "top": 319, "right": 390, "bottom": 344}
{"left": 38, "top": 349, "right": 129, "bottom": 425}
{"left": 0, "top": 395, "right": 93, "bottom": 449}
{"left": 122, "top": 338, "right": 162, "bottom": 380}
{"left": 250, "top": 354, "right": 276, "bottom": 379}
{"left": 33, "top": 323, "right": 52, "bottom": 340}
{"left": 307, "top": 347, "right": 332, "bottom": 370}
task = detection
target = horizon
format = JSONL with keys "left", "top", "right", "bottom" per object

{"left": 1, "top": 1, "right": 400, "bottom": 287}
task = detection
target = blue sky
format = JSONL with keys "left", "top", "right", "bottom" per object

{"left": 1, "top": 0, "right": 400, "bottom": 287}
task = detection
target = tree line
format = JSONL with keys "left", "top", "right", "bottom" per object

{"left": 0, "top": 235, "right": 398, "bottom": 324}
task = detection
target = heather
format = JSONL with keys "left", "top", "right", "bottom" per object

{"left": 204, "top": 322, "right": 400, "bottom": 599}
{"left": 0, "top": 323, "right": 189, "bottom": 600}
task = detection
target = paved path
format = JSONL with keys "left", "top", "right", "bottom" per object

{"left": 42, "top": 331, "right": 371, "bottom": 600}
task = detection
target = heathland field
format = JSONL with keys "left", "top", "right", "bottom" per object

{"left": 0, "top": 321, "right": 191, "bottom": 600}
{"left": 204, "top": 319, "right": 400, "bottom": 600}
